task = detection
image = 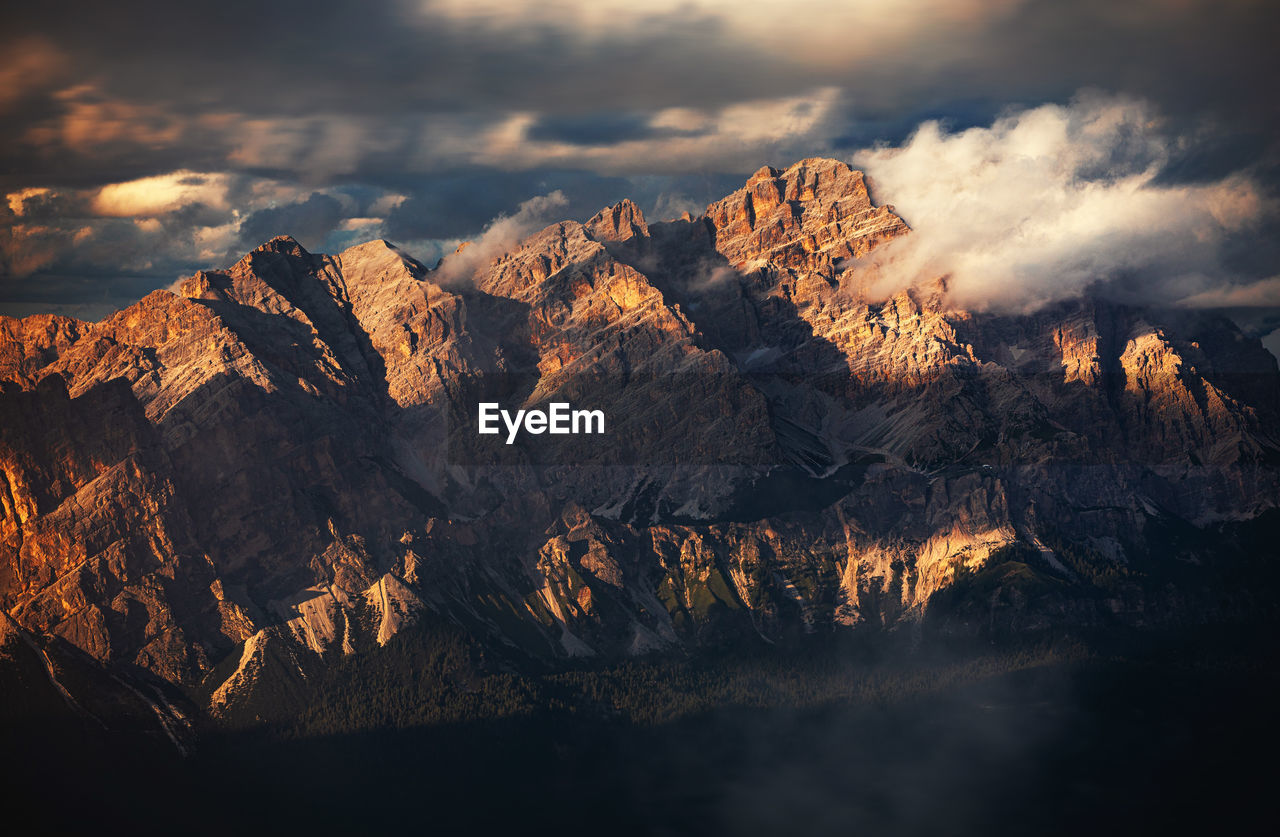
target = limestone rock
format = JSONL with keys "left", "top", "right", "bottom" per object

{"left": 0, "top": 158, "right": 1276, "bottom": 710}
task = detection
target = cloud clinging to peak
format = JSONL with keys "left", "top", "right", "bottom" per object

{"left": 432, "top": 191, "right": 570, "bottom": 289}
{"left": 850, "top": 94, "right": 1270, "bottom": 313}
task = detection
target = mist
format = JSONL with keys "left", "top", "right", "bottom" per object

{"left": 430, "top": 190, "right": 569, "bottom": 288}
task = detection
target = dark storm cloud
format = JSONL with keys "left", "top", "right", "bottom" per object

{"left": 165, "top": 201, "right": 236, "bottom": 232}
{"left": 831, "top": 1, "right": 1279, "bottom": 152}
{"left": 0, "top": 1, "right": 784, "bottom": 192}
{"left": 2, "top": 1, "right": 1275, "bottom": 189}
{"left": 0, "top": 1, "right": 767, "bottom": 119}
{"left": 526, "top": 112, "right": 704, "bottom": 147}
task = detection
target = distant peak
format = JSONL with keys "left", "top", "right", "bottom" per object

{"left": 747, "top": 165, "right": 780, "bottom": 185}
{"left": 338, "top": 239, "right": 429, "bottom": 276}
{"left": 729, "top": 159, "right": 865, "bottom": 208}
{"left": 783, "top": 156, "right": 851, "bottom": 174}
{"left": 585, "top": 199, "right": 649, "bottom": 242}
{"left": 742, "top": 159, "right": 850, "bottom": 190}
{"left": 704, "top": 156, "right": 906, "bottom": 270}
{"left": 251, "top": 235, "right": 311, "bottom": 258}
{"left": 339, "top": 238, "right": 403, "bottom": 257}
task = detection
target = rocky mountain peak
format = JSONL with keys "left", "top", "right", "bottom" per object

{"left": 746, "top": 164, "right": 781, "bottom": 185}
{"left": 704, "top": 156, "right": 909, "bottom": 271}
{"left": 251, "top": 234, "right": 310, "bottom": 258}
{"left": 0, "top": 314, "right": 88, "bottom": 388}
{"left": 586, "top": 199, "right": 649, "bottom": 242}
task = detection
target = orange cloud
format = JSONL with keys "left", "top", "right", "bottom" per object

{"left": 91, "top": 170, "right": 235, "bottom": 217}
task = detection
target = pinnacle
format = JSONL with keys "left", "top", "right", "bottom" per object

{"left": 251, "top": 235, "right": 311, "bottom": 258}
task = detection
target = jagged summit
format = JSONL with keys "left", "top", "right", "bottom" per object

{"left": 746, "top": 164, "right": 781, "bottom": 185}
{"left": 705, "top": 156, "right": 908, "bottom": 271}
{"left": 586, "top": 198, "right": 649, "bottom": 242}
{"left": 1, "top": 159, "right": 1277, "bottom": 719}
{"left": 250, "top": 233, "right": 311, "bottom": 257}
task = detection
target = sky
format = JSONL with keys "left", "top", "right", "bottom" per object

{"left": 2, "top": 0, "right": 1279, "bottom": 351}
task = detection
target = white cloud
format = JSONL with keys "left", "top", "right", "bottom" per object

{"left": 192, "top": 221, "right": 241, "bottom": 261}
{"left": 368, "top": 193, "right": 408, "bottom": 216}
{"left": 651, "top": 192, "right": 704, "bottom": 221}
{"left": 849, "top": 93, "right": 1269, "bottom": 312}
{"left": 432, "top": 190, "right": 569, "bottom": 287}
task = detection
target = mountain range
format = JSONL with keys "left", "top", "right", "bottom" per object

{"left": 3, "top": 157, "right": 1278, "bottom": 732}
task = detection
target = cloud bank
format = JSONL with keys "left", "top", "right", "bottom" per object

{"left": 851, "top": 94, "right": 1272, "bottom": 313}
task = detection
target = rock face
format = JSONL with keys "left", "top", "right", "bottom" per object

{"left": 2, "top": 157, "right": 1278, "bottom": 716}
{"left": 705, "top": 160, "right": 908, "bottom": 271}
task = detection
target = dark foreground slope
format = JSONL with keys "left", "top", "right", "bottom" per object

{"left": 4, "top": 623, "right": 1278, "bottom": 837}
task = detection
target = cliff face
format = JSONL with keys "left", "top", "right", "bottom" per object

{"left": 2, "top": 157, "right": 1278, "bottom": 716}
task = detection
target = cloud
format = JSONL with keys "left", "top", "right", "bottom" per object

{"left": 432, "top": 191, "right": 570, "bottom": 288}
{"left": 4, "top": 0, "right": 1270, "bottom": 195}
{"left": 479, "top": 88, "right": 845, "bottom": 174}
{"left": 0, "top": 223, "right": 69, "bottom": 277}
{"left": 424, "top": 0, "right": 1027, "bottom": 59}
{"left": 7, "top": 188, "right": 67, "bottom": 218}
{"left": 92, "top": 170, "right": 235, "bottom": 217}
{"left": 650, "top": 192, "right": 704, "bottom": 221}
{"left": 3, "top": 1, "right": 1279, "bottom": 320}
{"left": 0, "top": 170, "right": 411, "bottom": 318}
{"left": 0, "top": 1, "right": 1274, "bottom": 213}
{"left": 0, "top": 38, "right": 67, "bottom": 113}
{"left": 1178, "top": 276, "right": 1280, "bottom": 309}
{"left": 381, "top": 170, "right": 637, "bottom": 241}
{"left": 848, "top": 93, "right": 1271, "bottom": 312}
{"left": 525, "top": 111, "right": 699, "bottom": 147}
{"left": 209, "top": 86, "right": 846, "bottom": 180}
{"left": 688, "top": 265, "right": 741, "bottom": 294}
{"left": 44, "top": 84, "right": 192, "bottom": 154}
